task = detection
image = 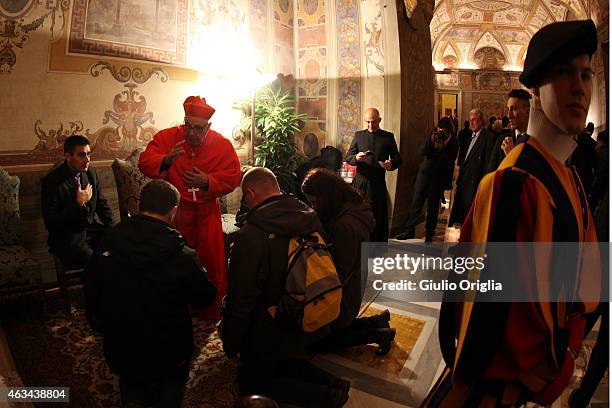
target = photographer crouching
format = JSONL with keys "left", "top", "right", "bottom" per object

{"left": 397, "top": 116, "right": 458, "bottom": 242}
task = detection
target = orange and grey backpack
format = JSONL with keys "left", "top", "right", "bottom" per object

{"left": 267, "top": 232, "right": 342, "bottom": 332}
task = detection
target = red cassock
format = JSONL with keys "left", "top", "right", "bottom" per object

{"left": 139, "top": 125, "right": 241, "bottom": 320}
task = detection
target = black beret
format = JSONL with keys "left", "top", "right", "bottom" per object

{"left": 520, "top": 19, "right": 597, "bottom": 88}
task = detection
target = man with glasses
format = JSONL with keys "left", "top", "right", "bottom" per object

{"left": 140, "top": 96, "right": 241, "bottom": 320}
{"left": 42, "top": 135, "right": 115, "bottom": 268}
{"left": 346, "top": 107, "right": 402, "bottom": 242}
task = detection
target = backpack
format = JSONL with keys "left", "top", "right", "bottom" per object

{"left": 267, "top": 232, "right": 342, "bottom": 332}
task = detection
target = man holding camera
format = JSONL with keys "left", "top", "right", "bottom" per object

{"left": 397, "top": 116, "right": 458, "bottom": 242}
{"left": 346, "top": 108, "right": 402, "bottom": 242}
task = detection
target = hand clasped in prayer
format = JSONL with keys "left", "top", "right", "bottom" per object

{"left": 184, "top": 167, "right": 209, "bottom": 189}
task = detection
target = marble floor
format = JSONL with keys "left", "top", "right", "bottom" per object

{"left": 317, "top": 205, "right": 608, "bottom": 407}
{"left": 319, "top": 294, "right": 608, "bottom": 408}
{"left": 314, "top": 300, "right": 442, "bottom": 407}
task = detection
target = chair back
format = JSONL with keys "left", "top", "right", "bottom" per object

{"left": 0, "top": 167, "right": 21, "bottom": 246}
{"left": 112, "top": 148, "right": 150, "bottom": 221}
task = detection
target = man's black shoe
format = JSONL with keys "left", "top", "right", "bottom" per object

{"left": 370, "top": 309, "right": 391, "bottom": 328}
{"left": 395, "top": 231, "right": 415, "bottom": 240}
{"left": 375, "top": 328, "right": 396, "bottom": 356}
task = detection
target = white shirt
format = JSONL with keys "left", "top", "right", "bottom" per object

{"left": 465, "top": 128, "right": 482, "bottom": 159}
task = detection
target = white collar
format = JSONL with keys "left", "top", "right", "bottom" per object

{"left": 527, "top": 107, "right": 577, "bottom": 164}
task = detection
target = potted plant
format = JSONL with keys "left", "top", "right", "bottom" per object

{"left": 247, "top": 86, "right": 308, "bottom": 194}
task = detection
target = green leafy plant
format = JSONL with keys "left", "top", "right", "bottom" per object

{"left": 253, "top": 86, "right": 308, "bottom": 194}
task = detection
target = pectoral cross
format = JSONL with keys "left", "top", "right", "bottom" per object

{"left": 188, "top": 187, "right": 200, "bottom": 201}
{"left": 186, "top": 150, "right": 201, "bottom": 201}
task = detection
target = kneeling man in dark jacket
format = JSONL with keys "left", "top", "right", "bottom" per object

{"left": 221, "top": 167, "right": 349, "bottom": 408}
{"left": 85, "top": 179, "right": 217, "bottom": 408}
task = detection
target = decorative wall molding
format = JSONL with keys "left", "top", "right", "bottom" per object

{"left": 89, "top": 61, "right": 169, "bottom": 84}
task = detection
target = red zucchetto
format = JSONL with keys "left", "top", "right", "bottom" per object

{"left": 183, "top": 96, "right": 215, "bottom": 119}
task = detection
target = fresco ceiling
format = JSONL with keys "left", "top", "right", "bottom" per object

{"left": 431, "top": 0, "right": 591, "bottom": 70}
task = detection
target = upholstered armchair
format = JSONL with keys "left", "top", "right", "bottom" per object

{"left": 0, "top": 167, "right": 44, "bottom": 304}
{"left": 112, "top": 147, "right": 151, "bottom": 222}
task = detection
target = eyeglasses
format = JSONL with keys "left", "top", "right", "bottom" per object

{"left": 184, "top": 121, "right": 208, "bottom": 134}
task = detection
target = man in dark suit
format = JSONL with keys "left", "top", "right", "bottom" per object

{"left": 397, "top": 116, "right": 459, "bottom": 242}
{"left": 487, "top": 89, "right": 532, "bottom": 173}
{"left": 397, "top": 116, "right": 458, "bottom": 242}
{"left": 41, "top": 135, "right": 115, "bottom": 268}
{"left": 569, "top": 122, "right": 597, "bottom": 197}
{"left": 448, "top": 109, "right": 496, "bottom": 227}
{"left": 346, "top": 108, "right": 402, "bottom": 242}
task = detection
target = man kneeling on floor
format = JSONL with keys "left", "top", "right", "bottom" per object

{"left": 221, "top": 167, "right": 350, "bottom": 408}
{"left": 85, "top": 179, "right": 217, "bottom": 408}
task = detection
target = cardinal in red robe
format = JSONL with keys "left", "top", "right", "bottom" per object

{"left": 139, "top": 96, "right": 241, "bottom": 320}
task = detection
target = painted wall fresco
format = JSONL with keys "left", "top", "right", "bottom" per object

{"left": 0, "top": 0, "right": 301, "bottom": 168}
{"left": 0, "top": 61, "right": 164, "bottom": 166}
{"left": 473, "top": 47, "right": 506, "bottom": 70}
{"left": 249, "top": 0, "right": 268, "bottom": 72}
{"left": 69, "top": 0, "right": 188, "bottom": 65}
{"left": 435, "top": 68, "right": 520, "bottom": 123}
{"left": 430, "top": 0, "right": 588, "bottom": 70}
{"left": 336, "top": 0, "right": 361, "bottom": 153}
{"left": 0, "top": 0, "right": 67, "bottom": 73}
{"left": 295, "top": 0, "right": 328, "bottom": 157}
{"left": 85, "top": 62, "right": 163, "bottom": 159}
{"left": 364, "top": 4, "right": 384, "bottom": 76}
{"left": 273, "top": 0, "right": 295, "bottom": 75}
{"left": 189, "top": 0, "right": 249, "bottom": 74}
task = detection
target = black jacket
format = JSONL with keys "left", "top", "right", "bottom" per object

{"left": 486, "top": 129, "right": 514, "bottom": 174}
{"left": 449, "top": 128, "right": 497, "bottom": 226}
{"left": 325, "top": 201, "right": 375, "bottom": 329}
{"left": 457, "top": 127, "right": 473, "bottom": 167}
{"left": 570, "top": 132, "right": 597, "bottom": 198}
{"left": 346, "top": 129, "right": 402, "bottom": 182}
{"left": 41, "top": 161, "right": 114, "bottom": 253}
{"left": 221, "top": 194, "right": 324, "bottom": 358}
{"left": 84, "top": 215, "right": 217, "bottom": 382}
{"left": 591, "top": 145, "right": 609, "bottom": 210}
{"left": 417, "top": 134, "right": 459, "bottom": 190}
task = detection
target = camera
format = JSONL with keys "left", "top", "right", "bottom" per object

{"left": 435, "top": 131, "right": 447, "bottom": 142}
